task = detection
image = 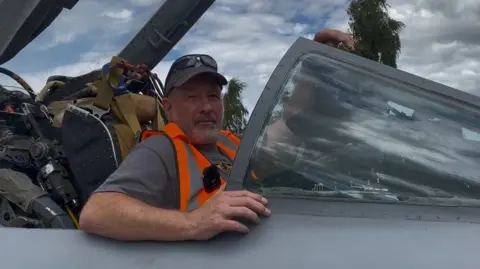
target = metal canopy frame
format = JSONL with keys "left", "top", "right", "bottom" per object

{"left": 118, "top": 0, "right": 216, "bottom": 69}
{"left": 0, "top": 0, "right": 80, "bottom": 65}
{"left": 227, "top": 36, "right": 480, "bottom": 191}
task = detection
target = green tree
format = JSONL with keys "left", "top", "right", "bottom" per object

{"left": 222, "top": 77, "right": 249, "bottom": 134}
{"left": 343, "top": 0, "right": 405, "bottom": 68}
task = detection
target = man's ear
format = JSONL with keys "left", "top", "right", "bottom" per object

{"left": 162, "top": 97, "right": 173, "bottom": 120}
{"left": 162, "top": 97, "right": 171, "bottom": 111}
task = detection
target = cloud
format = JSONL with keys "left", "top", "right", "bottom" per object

{"left": 189, "top": 0, "right": 480, "bottom": 111}
{"left": 128, "top": 0, "right": 165, "bottom": 6}
{"left": 32, "top": 0, "right": 146, "bottom": 51}
{"left": 102, "top": 9, "right": 133, "bottom": 20}
{"left": 162, "top": 1, "right": 332, "bottom": 111}
{"left": 0, "top": 52, "right": 113, "bottom": 94}
{"left": 387, "top": 0, "right": 480, "bottom": 94}
{"left": 1, "top": 0, "right": 479, "bottom": 116}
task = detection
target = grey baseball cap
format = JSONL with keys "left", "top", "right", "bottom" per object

{"left": 164, "top": 54, "right": 228, "bottom": 96}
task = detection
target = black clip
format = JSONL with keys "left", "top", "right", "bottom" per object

{"left": 202, "top": 164, "right": 221, "bottom": 193}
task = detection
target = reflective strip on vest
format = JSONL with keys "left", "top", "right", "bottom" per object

{"left": 217, "top": 130, "right": 239, "bottom": 161}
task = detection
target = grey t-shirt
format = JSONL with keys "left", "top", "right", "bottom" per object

{"left": 94, "top": 134, "right": 233, "bottom": 209}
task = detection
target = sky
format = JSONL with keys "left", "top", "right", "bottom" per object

{"left": 0, "top": 0, "right": 479, "bottom": 114}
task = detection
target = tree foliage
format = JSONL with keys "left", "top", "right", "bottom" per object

{"left": 222, "top": 77, "right": 249, "bottom": 134}
{"left": 344, "top": 0, "right": 406, "bottom": 68}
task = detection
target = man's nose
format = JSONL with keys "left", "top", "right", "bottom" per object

{"left": 199, "top": 96, "right": 214, "bottom": 112}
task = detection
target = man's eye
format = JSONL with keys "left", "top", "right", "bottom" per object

{"left": 188, "top": 95, "right": 197, "bottom": 99}
{"left": 210, "top": 94, "right": 220, "bottom": 99}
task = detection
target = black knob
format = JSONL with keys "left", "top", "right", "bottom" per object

{"left": 29, "top": 142, "right": 49, "bottom": 160}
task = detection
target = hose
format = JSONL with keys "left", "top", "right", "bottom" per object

{"left": 65, "top": 205, "right": 80, "bottom": 228}
{"left": 0, "top": 67, "right": 35, "bottom": 100}
{"left": 29, "top": 196, "right": 76, "bottom": 229}
{"left": 0, "top": 169, "right": 76, "bottom": 229}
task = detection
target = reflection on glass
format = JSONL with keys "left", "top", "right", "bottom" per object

{"left": 244, "top": 53, "right": 480, "bottom": 204}
{"left": 462, "top": 128, "right": 480, "bottom": 142}
{"left": 387, "top": 101, "right": 414, "bottom": 118}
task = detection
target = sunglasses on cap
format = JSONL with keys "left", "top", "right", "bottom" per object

{"left": 165, "top": 54, "right": 218, "bottom": 81}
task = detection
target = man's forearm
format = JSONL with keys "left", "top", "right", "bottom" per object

{"left": 79, "top": 192, "right": 195, "bottom": 241}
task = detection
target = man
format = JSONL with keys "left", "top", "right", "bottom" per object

{"left": 78, "top": 28, "right": 355, "bottom": 241}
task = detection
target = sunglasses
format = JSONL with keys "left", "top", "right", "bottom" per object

{"left": 165, "top": 54, "right": 218, "bottom": 82}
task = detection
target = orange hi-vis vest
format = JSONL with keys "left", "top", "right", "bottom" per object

{"left": 161, "top": 123, "right": 241, "bottom": 212}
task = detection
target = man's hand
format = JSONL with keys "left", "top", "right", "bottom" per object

{"left": 185, "top": 184, "right": 271, "bottom": 241}
{"left": 313, "top": 28, "right": 355, "bottom": 50}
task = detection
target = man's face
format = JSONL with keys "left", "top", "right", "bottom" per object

{"left": 163, "top": 73, "right": 224, "bottom": 145}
